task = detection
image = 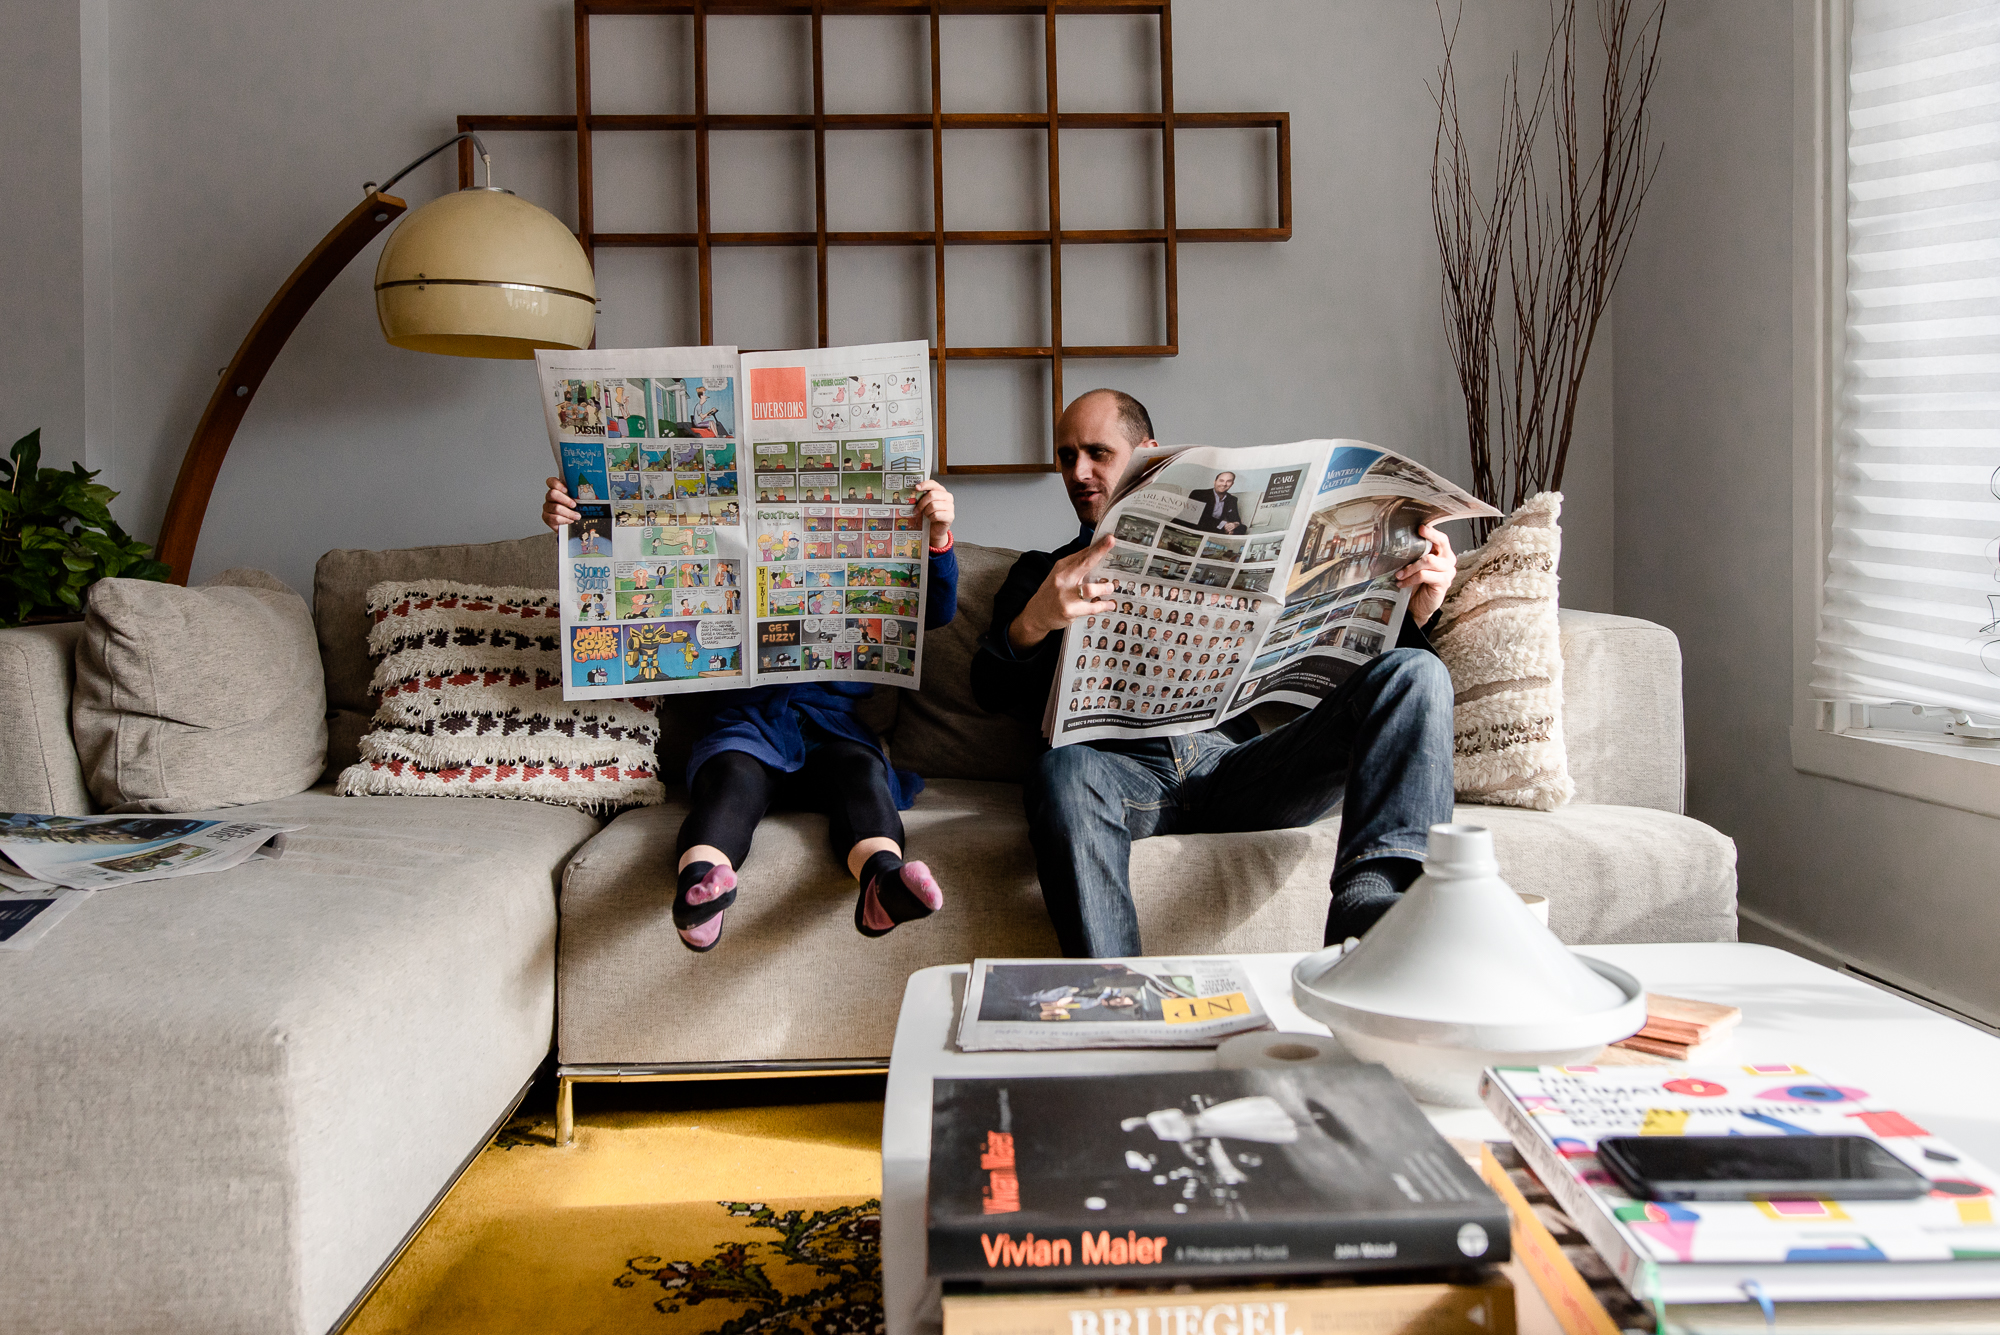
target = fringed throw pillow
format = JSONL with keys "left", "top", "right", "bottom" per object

{"left": 1433, "top": 492, "right": 1574, "bottom": 811}
{"left": 335, "top": 581, "right": 664, "bottom": 811}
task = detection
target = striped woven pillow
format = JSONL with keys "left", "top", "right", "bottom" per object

{"left": 334, "top": 580, "right": 664, "bottom": 810}
{"left": 1432, "top": 492, "right": 1574, "bottom": 811}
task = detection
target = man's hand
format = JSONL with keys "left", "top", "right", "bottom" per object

{"left": 912, "top": 479, "right": 955, "bottom": 547}
{"left": 542, "top": 477, "right": 580, "bottom": 532}
{"left": 1008, "top": 532, "right": 1119, "bottom": 654}
{"left": 1396, "top": 522, "right": 1457, "bottom": 626}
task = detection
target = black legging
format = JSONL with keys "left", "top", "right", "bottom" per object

{"left": 675, "top": 737, "right": 904, "bottom": 871}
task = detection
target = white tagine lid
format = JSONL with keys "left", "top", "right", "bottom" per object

{"left": 1292, "top": 824, "right": 1645, "bottom": 1052}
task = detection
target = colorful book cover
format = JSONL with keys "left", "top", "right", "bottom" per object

{"left": 1484, "top": 1064, "right": 2000, "bottom": 1304}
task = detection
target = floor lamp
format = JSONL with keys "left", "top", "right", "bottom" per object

{"left": 154, "top": 133, "right": 597, "bottom": 585}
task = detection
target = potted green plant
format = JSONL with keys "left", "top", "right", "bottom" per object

{"left": 0, "top": 429, "right": 169, "bottom": 627}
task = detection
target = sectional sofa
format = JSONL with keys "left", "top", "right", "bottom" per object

{"left": 0, "top": 531, "right": 1736, "bottom": 1334}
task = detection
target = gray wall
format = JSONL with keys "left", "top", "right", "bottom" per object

{"left": 4, "top": 0, "right": 1614, "bottom": 606}
{"left": 0, "top": 0, "right": 85, "bottom": 469}
{"left": 1613, "top": 0, "right": 2000, "bottom": 1024}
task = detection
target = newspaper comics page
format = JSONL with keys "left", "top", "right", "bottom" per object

{"left": 537, "top": 347, "right": 750, "bottom": 701}
{"left": 1047, "top": 440, "right": 1497, "bottom": 746}
{"left": 740, "top": 340, "right": 934, "bottom": 688}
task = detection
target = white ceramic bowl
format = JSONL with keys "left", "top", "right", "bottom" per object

{"left": 1291, "top": 952, "right": 1646, "bottom": 1108}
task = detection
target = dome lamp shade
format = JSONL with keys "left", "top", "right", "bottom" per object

{"left": 374, "top": 187, "right": 596, "bottom": 360}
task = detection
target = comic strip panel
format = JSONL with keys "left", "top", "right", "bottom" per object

{"left": 569, "top": 624, "right": 624, "bottom": 687}
{"left": 653, "top": 376, "right": 736, "bottom": 439}
{"left": 560, "top": 441, "right": 610, "bottom": 503}
{"left": 551, "top": 380, "right": 605, "bottom": 437}
{"left": 601, "top": 378, "right": 652, "bottom": 439}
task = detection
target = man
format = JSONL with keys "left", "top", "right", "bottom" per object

{"left": 970, "top": 388, "right": 1458, "bottom": 957}
{"left": 1186, "top": 471, "right": 1245, "bottom": 533}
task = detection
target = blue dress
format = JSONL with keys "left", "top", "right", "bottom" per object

{"left": 685, "top": 544, "right": 959, "bottom": 809}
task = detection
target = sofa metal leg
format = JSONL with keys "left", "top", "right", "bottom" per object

{"left": 556, "top": 1073, "right": 576, "bottom": 1147}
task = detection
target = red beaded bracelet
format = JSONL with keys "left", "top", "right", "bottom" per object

{"left": 928, "top": 529, "right": 954, "bottom": 555}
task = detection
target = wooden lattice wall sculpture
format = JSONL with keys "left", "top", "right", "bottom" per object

{"left": 459, "top": 0, "right": 1291, "bottom": 473}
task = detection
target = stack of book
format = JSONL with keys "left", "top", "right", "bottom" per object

{"left": 927, "top": 1062, "right": 1520, "bottom": 1335}
{"left": 1479, "top": 1063, "right": 2000, "bottom": 1333}
{"left": 1609, "top": 994, "right": 1742, "bottom": 1061}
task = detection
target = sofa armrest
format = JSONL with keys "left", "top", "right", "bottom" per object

{"left": 0, "top": 622, "right": 92, "bottom": 816}
{"left": 1559, "top": 609, "right": 1685, "bottom": 814}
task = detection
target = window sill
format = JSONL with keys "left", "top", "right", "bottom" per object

{"left": 1791, "top": 725, "right": 2000, "bottom": 821}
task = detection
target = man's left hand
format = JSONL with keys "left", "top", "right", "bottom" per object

{"left": 913, "top": 479, "right": 955, "bottom": 548}
{"left": 1397, "top": 522, "right": 1456, "bottom": 626}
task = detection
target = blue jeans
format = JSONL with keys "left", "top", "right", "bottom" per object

{"left": 1022, "top": 647, "right": 1455, "bottom": 957}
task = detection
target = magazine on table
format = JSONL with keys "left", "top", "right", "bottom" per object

{"left": 537, "top": 340, "right": 936, "bottom": 702}
{"left": 1045, "top": 440, "right": 1499, "bottom": 745}
{"left": 0, "top": 813, "right": 300, "bottom": 890}
{"left": 956, "top": 958, "right": 1272, "bottom": 1052}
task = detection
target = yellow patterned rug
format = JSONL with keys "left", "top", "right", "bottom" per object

{"left": 345, "top": 1099, "right": 885, "bottom": 1335}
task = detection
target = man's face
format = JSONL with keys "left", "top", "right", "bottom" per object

{"left": 1054, "top": 393, "right": 1152, "bottom": 525}
{"left": 1213, "top": 472, "right": 1235, "bottom": 496}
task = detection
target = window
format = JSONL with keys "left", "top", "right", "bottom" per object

{"left": 1794, "top": 0, "right": 2000, "bottom": 815}
{"left": 1811, "top": 0, "right": 2000, "bottom": 724}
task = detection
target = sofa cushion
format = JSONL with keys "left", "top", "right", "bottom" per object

{"left": 1437, "top": 492, "right": 1573, "bottom": 810}
{"left": 886, "top": 540, "right": 1044, "bottom": 784}
{"left": 312, "top": 532, "right": 895, "bottom": 792}
{"left": 0, "top": 622, "right": 91, "bottom": 817}
{"left": 1558, "top": 610, "right": 1686, "bottom": 812}
{"left": 71, "top": 569, "right": 327, "bottom": 813}
{"left": 334, "top": 580, "right": 664, "bottom": 810}
{"left": 0, "top": 788, "right": 599, "bottom": 1335}
{"left": 556, "top": 780, "right": 1737, "bottom": 1065}
{"left": 316, "top": 533, "right": 559, "bottom": 777}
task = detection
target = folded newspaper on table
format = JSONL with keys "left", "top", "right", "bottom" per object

{"left": 956, "top": 958, "right": 1272, "bottom": 1051}
{"left": 1045, "top": 440, "right": 1499, "bottom": 744}
{"left": 0, "top": 813, "right": 301, "bottom": 891}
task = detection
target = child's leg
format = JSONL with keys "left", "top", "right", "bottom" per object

{"left": 672, "top": 750, "right": 776, "bottom": 951}
{"left": 802, "top": 736, "right": 943, "bottom": 938}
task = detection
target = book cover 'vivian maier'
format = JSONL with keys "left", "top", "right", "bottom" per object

{"left": 927, "top": 1065, "right": 1510, "bottom": 1286}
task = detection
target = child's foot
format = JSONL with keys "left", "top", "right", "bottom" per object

{"left": 674, "top": 862, "right": 737, "bottom": 953}
{"left": 854, "top": 853, "right": 943, "bottom": 939}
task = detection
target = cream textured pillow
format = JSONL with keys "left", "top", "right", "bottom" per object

{"left": 72, "top": 568, "right": 328, "bottom": 813}
{"left": 335, "top": 581, "right": 664, "bottom": 810}
{"left": 1432, "top": 492, "right": 1574, "bottom": 811}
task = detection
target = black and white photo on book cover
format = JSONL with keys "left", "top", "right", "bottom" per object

{"left": 537, "top": 340, "right": 935, "bottom": 701}
{"left": 927, "top": 1065, "right": 1509, "bottom": 1283}
{"left": 1047, "top": 441, "right": 1498, "bottom": 745}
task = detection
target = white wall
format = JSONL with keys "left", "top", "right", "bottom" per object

{"left": 1613, "top": 0, "right": 2000, "bottom": 1024}
{"left": 1, "top": 0, "right": 1615, "bottom": 605}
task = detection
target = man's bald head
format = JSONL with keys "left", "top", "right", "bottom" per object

{"left": 1070, "top": 388, "right": 1155, "bottom": 448}
{"left": 1054, "top": 389, "right": 1159, "bottom": 525}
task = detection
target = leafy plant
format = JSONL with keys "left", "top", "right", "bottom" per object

{"left": 0, "top": 430, "right": 169, "bottom": 626}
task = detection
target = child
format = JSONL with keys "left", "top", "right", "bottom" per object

{"left": 541, "top": 474, "right": 961, "bottom": 952}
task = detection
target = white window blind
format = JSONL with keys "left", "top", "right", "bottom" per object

{"left": 1813, "top": 0, "right": 2000, "bottom": 718}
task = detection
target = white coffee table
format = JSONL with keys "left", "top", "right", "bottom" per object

{"left": 880, "top": 944, "right": 2000, "bottom": 1335}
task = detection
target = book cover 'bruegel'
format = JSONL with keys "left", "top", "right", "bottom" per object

{"left": 928, "top": 1066, "right": 1510, "bottom": 1287}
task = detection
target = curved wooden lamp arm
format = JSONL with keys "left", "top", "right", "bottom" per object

{"left": 155, "top": 190, "right": 407, "bottom": 584}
